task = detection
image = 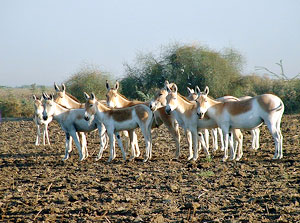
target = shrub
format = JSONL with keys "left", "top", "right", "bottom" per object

{"left": 64, "top": 65, "right": 114, "bottom": 102}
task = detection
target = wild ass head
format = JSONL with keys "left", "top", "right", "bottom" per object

{"left": 105, "top": 80, "right": 120, "bottom": 108}
{"left": 195, "top": 86, "right": 210, "bottom": 119}
{"left": 165, "top": 83, "right": 179, "bottom": 115}
{"left": 42, "top": 93, "right": 56, "bottom": 121}
{"left": 84, "top": 92, "right": 97, "bottom": 121}
{"left": 149, "top": 80, "right": 175, "bottom": 111}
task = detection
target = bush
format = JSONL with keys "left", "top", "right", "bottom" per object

{"left": 121, "top": 43, "right": 244, "bottom": 99}
{"left": 64, "top": 65, "right": 114, "bottom": 102}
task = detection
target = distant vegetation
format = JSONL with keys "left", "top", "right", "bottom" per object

{"left": 1, "top": 43, "right": 299, "bottom": 118}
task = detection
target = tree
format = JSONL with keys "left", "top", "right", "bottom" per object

{"left": 64, "top": 64, "right": 113, "bottom": 102}
{"left": 121, "top": 43, "right": 244, "bottom": 99}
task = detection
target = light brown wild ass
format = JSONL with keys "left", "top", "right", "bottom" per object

{"left": 187, "top": 87, "right": 261, "bottom": 152}
{"left": 159, "top": 83, "right": 243, "bottom": 161}
{"left": 33, "top": 95, "right": 52, "bottom": 146}
{"left": 105, "top": 81, "right": 181, "bottom": 159}
{"left": 52, "top": 84, "right": 108, "bottom": 160}
{"left": 84, "top": 92, "right": 154, "bottom": 162}
{"left": 195, "top": 86, "right": 284, "bottom": 160}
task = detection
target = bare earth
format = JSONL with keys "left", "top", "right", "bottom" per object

{"left": 0, "top": 115, "right": 299, "bottom": 222}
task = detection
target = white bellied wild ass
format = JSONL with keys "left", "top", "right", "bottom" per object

{"left": 42, "top": 93, "right": 107, "bottom": 161}
{"left": 105, "top": 81, "right": 181, "bottom": 160}
{"left": 53, "top": 83, "right": 108, "bottom": 161}
{"left": 161, "top": 83, "right": 243, "bottom": 161}
{"left": 195, "top": 86, "right": 284, "bottom": 160}
{"left": 187, "top": 87, "right": 261, "bottom": 152}
{"left": 84, "top": 92, "right": 154, "bottom": 162}
{"left": 33, "top": 95, "right": 52, "bottom": 145}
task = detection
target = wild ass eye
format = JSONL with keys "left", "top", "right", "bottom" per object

{"left": 89, "top": 104, "right": 93, "bottom": 107}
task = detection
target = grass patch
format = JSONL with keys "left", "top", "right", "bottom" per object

{"left": 198, "top": 170, "right": 215, "bottom": 177}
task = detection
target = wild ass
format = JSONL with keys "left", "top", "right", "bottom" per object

{"left": 160, "top": 83, "right": 243, "bottom": 161}
{"left": 84, "top": 93, "right": 154, "bottom": 162}
{"left": 187, "top": 87, "right": 261, "bottom": 151}
{"left": 53, "top": 83, "right": 108, "bottom": 161}
{"left": 33, "top": 95, "right": 52, "bottom": 145}
{"left": 106, "top": 81, "right": 181, "bottom": 159}
{"left": 42, "top": 93, "right": 107, "bottom": 161}
{"left": 195, "top": 86, "right": 284, "bottom": 160}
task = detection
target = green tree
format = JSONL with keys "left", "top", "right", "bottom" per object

{"left": 121, "top": 43, "right": 244, "bottom": 99}
{"left": 64, "top": 65, "right": 113, "bottom": 102}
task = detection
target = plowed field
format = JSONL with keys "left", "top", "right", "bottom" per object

{"left": 0, "top": 115, "right": 299, "bottom": 222}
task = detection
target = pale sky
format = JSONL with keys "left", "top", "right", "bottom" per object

{"left": 0, "top": 0, "right": 299, "bottom": 87}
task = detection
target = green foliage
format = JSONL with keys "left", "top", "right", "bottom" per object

{"left": 0, "top": 96, "right": 33, "bottom": 118}
{"left": 64, "top": 65, "right": 113, "bottom": 102}
{"left": 121, "top": 43, "right": 244, "bottom": 99}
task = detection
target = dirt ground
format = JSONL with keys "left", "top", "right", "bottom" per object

{"left": 0, "top": 115, "right": 299, "bottom": 222}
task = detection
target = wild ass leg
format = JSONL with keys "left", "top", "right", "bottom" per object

{"left": 218, "top": 128, "right": 225, "bottom": 151}
{"left": 78, "top": 132, "right": 88, "bottom": 160}
{"left": 192, "top": 130, "right": 199, "bottom": 161}
{"left": 69, "top": 131, "right": 84, "bottom": 161}
{"left": 115, "top": 132, "right": 127, "bottom": 161}
{"left": 198, "top": 131, "right": 210, "bottom": 158}
{"left": 160, "top": 114, "right": 181, "bottom": 159}
{"left": 229, "top": 132, "right": 236, "bottom": 160}
{"left": 211, "top": 129, "right": 218, "bottom": 151}
{"left": 204, "top": 129, "right": 209, "bottom": 151}
{"left": 96, "top": 124, "right": 108, "bottom": 161}
{"left": 63, "top": 133, "right": 72, "bottom": 161}
{"left": 234, "top": 129, "right": 244, "bottom": 161}
{"left": 222, "top": 130, "right": 230, "bottom": 162}
{"left": 186, "top": 130, "right": 193, "bottom": 161}
{"left": 35, "top": 124, "right": 41, "bottom": 146}
{"left": 128, "top": 130, "right": 136, "bottom": 161}
{"left": 44, "top": 123, "right": 50, "bottom": 145}
{"left": 107, "top": 132, "right": 116, "bottom": 162}
{"left": 140, "top": 125, "right": 152, "bottom": 162}
{"left": 132, "top": 131, "right": 140, "bottom": 157}
{"left": 266, "top": 120, "right": 283, "bottom": 159}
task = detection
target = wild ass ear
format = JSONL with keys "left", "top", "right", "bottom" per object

{"left": 106, "top": 80, "right": 110, "bottom": 90}
{"left": 83, "top": 92, "right": 90, "bottom": 100}
{"left": 91, "top": 93, "right": 96, "bottom": 100}
{"left": 32, "top": 95, "right": 37, "bottom": 100}
{"left": 61, "top": 84, "right": 66, "bottom": 92}
{"left": 172, "top": 84, "right": 178, "bottom": 93}
{"left": 187, "top": 87, "right": 194, "bottom": 95}
{"left": 166, "top": 84, "right": 171, "bottom": 93}
{"left": 164, "top": 80, "right": 170, "bottom": 89}
{"left": 204, "top": 86, "right": 209, "bottom": 95}
{"left": 195, "top": 86, "right": 201, "bottom": 96}
{"left": 50, "top": 94, "right": 54, "bottom": 100}
{"left": 54, "top": 82, "right": 60, "bottom": 92}
{"left": 115, "top": 81, "right": 119, "bottom": 90}
{"left": 42, "top": 92, "right": 48, "bottom": 100}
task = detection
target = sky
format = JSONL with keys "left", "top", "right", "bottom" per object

{"left": 0, "top": 0, "right": 299, "bottom": 87}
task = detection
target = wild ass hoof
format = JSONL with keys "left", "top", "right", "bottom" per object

{"left": 235, "top": 155, "right": 242, "bottom": 161}
{"left": 62, "top": 155, "right": 69, "bottom": 161}
{"left": 222, "top": 156, "right": 228, "bottom": 162}
{"left": 187, "top": 155, "right": 193, "bottom": 161}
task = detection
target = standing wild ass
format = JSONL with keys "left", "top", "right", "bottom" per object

{"left": 42, "top": 93, "right": 107, "bottom": 161}
{"left": 195, "top": 86, "right": 284, "bottom": 160}
{"left": 160, "top": 83, "right": 243, "bottom": 161}
{"left": 106, "top": 81, "right": 181, "bottom": 159}
{"left": 33, "top": 95, "right": 52, "bottom": 145}
{"left": 187, "top": 87, "right": 261, "bottom": 151}
{"left": 84, "top": 93, "right": 154, "bottom": 162}
{"left": 53, "top": 83, "right": 108, "bottom": 161}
